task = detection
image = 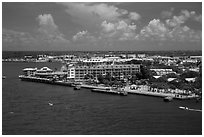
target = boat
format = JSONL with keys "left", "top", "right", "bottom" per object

{"left": 196, "top": 97, "right": 202, "bottom": 103}
{"left": 2, "top": 76, "right": 6, "bottom": 79}
{"left": 74, "top": 85, "right": 81, "bottom": 90}
{"left": 81, "top": 84, "right": 111, "bottom": 90}
{"left": 91, "top": 88, "right": 128, "bottom": 96}
{"left": 179, "top": 106, "right": 202, "bottom": 112}
{"left": 48, "top": 102, "right": 54, "bottom": 106}
{"left": 163, "top": 96, "right": 173, "bottom": 102}
{"left": 179, "top": 106, "right": 188, "bottom": 110}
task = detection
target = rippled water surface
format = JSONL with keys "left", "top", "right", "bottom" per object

{"left": 2, "top": 62, "right": 202, "bottom": 135}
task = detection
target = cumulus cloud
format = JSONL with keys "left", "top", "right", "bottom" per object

{"left": 138, "top": 19, "right": 169, "bottom": 40}
{"left": 2, "top": 28, "right": 36, "bottom": 44}
{"left": 137, "top": 9, "right": 202, "bottom": 42}
{"left": 36, "top": 14, "right": 69, "bottom": 43}
{"left": 59, "top": 3, "right": 123, "bottom": 24}
{"left": 58, "top": 2, "right": 141, "bottom": 31}
{"left": 129, "top": 12, "right": 141, "bottom": 21}
{"left": 101, "top": 20, "right": 137, "bottom": 40}
{"left": 137, "top": 18, "right": 201, "bottom": 42}
{"left": 72, "top": 30, "right": 95, "bottom": 41}
{"left": 165, "top": 9, "right": 202, "bottom": 27}
{"left": 3, "top": 14, "right": 70, "bottom": 50}
{"left": 168, "top": 26, "right": 201, "bottom": 42}
{"left": 161, "top": 7, "right": 174, "bottom": 19}
{"left": 101, "top": 21, "right": 115, "bottom": 32}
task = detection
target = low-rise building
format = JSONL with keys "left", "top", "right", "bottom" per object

{"left": 137, "top": 54, "right": 146, "bottom": 58}
{"left": 150, "top": 69, "right": 176, "bottom": 76}
{"left": 63, "top": 64, "right": 140, "bottom": 80}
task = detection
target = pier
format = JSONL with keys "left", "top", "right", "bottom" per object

{"left": 19, "top": 75, "right": 73, "bottom": 86}
{"left": 19, "top": 75, "right": 128, "bottom": 96}
{"left": 91, "top": 88, "right": 128, "bottom": 96}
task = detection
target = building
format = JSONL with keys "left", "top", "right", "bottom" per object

{"left": 137, "top": 54, "right": 146, "bottom": 58}
{"left": 127, "top": 54, "right": 136, "bottom": 58}
{"left": 150, "top": 69, "right": 176, "bottom": 76}
{"left": 22, "top": 67, "right": 67, "bottom": 79}
{"left": 23, "top": 68, "right": 37, "bottom": 76}
{"left": 64, "top": 64, "right": 140, "bottom": 80}
{"left": 82, "top": 57, "right": 104, "bottom": 65}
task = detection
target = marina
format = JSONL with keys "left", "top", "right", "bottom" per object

{"left": 3, "top": 59, "right": 202, "bottom": 135}
{"left": 19, "top": 73, "right": 199, "bottom": 99}
{"left": 2, "top": 1, "right": 202, "bottom": 135}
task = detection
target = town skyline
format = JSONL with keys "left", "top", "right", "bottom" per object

{"left": 2, "top": 2, "right": 202, "bottom": 51}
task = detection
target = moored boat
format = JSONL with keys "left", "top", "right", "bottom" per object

{"left": 163, "top": 96, "right": 173, "bottom": 102}
{"left": 91, "top": 88, "right": 128, "bottom": 96}
{"left": 74, "top": 85, "right": 81, "bottom": 90}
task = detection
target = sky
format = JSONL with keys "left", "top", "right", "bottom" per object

{"left": 2, "top": 2, "right": 202, "bottom": 51}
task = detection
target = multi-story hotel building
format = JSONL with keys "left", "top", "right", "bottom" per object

{"left": 63, "top": 64, "right": 141, "bottom": 80}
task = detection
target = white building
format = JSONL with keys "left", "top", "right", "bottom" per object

{"left": 150, "top": 69, "right": 176, "bottom": 76}
{"left": 137, "top": 54, "right": 146, "bottom": 58}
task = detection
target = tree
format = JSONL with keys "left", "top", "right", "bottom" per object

{"left": 105, "top": 72, "right": 112, "bottom": 81}
{"left": 84, "top": 74, "right": 93, "bottom": 79}
{"left": 192, "top": 76, "right": 202, "bottom": 89}
{"left": 180, "top": 71, "right": 199, "bottom": 78}
{"left": 140, "top": 65, "right": 151, "bottom": 79}
{"left": 97, "top": 74, "right": 104, "bottom": 83}
{"left": 151, "top": 82, "right": 170, "bottom": 89}
{"left": 178, "top": 83, "right": 193, "bottom": 91}
{"left": 165, "top": 73, "right": 179, "bottom": 78}
{"left": 154, "top": 76, "right": 167, "bottom": 83}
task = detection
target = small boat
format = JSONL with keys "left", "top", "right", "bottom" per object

{"left": 179, "top": 106, "right": 189, "bottom": 110}
{"left": 163, "top": 96, "right": 173, "bottom": 102}
{"left": 196, "top": 97, "right": 201, "bottom": 103}
{"left": 122, "top": 91, "right": 128, "bottom": 96}
{"left": 2, "top": 76, "right": 6, "bottom": 79}
{"left": 179, "top": 106, "right": 202, "bottom": 112}
{"left": 48, "top": 102, "right": 54, "bottom": 106}
{"left": 74, "top": 85, "right": 81, "bottom": 90}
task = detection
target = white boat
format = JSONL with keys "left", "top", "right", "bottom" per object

{"left": 179, "top": 106, "right": 202, "bottom": 112}
{"left": 179, "top": 106, "right": 189, "bottom": 110}
{"left": 48, "top": 102, "right": 53, "bottom": 106}
{"left": 163, "top": 96, "right": 173, "bottom": 102}
{"left": 74, "top": 85, "right": 81, "bottom": 90}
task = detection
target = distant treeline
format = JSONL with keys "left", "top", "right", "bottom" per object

{"left": 2, "top": 50, "right": 202, "bottom": 59}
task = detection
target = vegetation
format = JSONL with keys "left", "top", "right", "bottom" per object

{"left": 82, "top": 59, "right": 202, "bottom": 94}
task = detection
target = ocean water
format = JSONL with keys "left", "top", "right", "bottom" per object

{"left": 2, "top": 62, "right": 202, "bottom": 135}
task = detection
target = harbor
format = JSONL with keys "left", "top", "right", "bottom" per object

{"left": 3, "top": 59, "right": 202, "bottom": 135}
{"left": 19, "top": 72, "right": 199, "bottom": 99}
{"left": 19, "top": 75, "right": 128, "bottom": 96}
{"left": 2, "top": 1, "right": 202, "bottom": 135}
